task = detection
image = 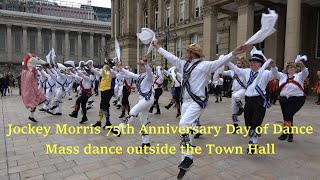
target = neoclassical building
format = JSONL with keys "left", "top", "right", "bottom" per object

{"left": 111, "top": 0, "right": 320, "bottom": 84}
{"left": 0, "top": 2, "right": 111, "bottom": 76}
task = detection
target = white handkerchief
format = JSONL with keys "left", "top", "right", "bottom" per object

{"left": 46, "top": 50, "right": 52, "bottom": 64}
{"left": 294, "top": 55, "right": 308, "bottom": 64}
{"left": 64, "top": 60, "right": 75, "bottom": 68}
{"left": 213, "top": 55, "right": 226, "bottom": 80}
{"left": 137, "top": 28, "right": 156, "bottom": 55}
{"left": 51, "top": 48, "right": 56, "bottom": 64}
{"left": 245, "top": 9, "right": 278, "bottom": 45}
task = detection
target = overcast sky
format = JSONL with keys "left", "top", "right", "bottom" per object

{"left": 49, "top": 0, "right": 111, "bottom": 8}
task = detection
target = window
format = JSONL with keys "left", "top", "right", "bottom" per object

{"left": 166, "top": 2, "right": 170, "bottom": 26}
{"left": 57, "top": 36, "right": 62, "bottom": 55}
{"left": 195, "top": 0, "right": 201, "bottom": 18}
{"left": 0, "top": 31, "right": 5, "bottom": 52}
{"left": 154, "top": 6, "right": 159, "bottom": 29}
{"left": 29, "top": 35, "right": 36, "bottom": 53}
{"left": 316, "top": 12, "right": 320, "bottom": 58}
{"left": 144, "top": 10, "right": 148, "bottom": 27}
{"left": 15, "top": 32, "right": 21, "bottom": 53}
{"left": 191, "top": 34, "right": 198, "bottom": 44}
{"left": 44, "top": 35, "right": 50, "bottom": 54}
{"left": 82, "top": 39, "right": 87, "bottom": 57}
{"left": 179, "top": 0, "right": 185, "bottom": 22}
{"left": 94, "top": 39, "right": 99, "bottom": 57}
{"left": 70, "top": 38, "right": 75, "bottom": 56}
{"left": 176, "top": 37, "right": 182, "bottom": 58}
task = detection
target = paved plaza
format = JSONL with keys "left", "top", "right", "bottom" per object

{"left": 0, "top": 89, "right": 320, "bottom": 180}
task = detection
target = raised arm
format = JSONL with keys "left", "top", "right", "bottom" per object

{"left": 90, "top": 68, "right": 102, "bottom": 77}
{"left": 69, "top": 71, "right": 82, "bottom": 82}
{"left": 120, "top": 68, "right": 140, "bottom": 80}
{"left": 153, "top": 40, "right": 185, "bottom": 70}
{"left": 46, "top": 68, "right": 57, "bottom": 80}
{"left": 296, "top": 61, "right": 309, "bottom": 81}
{"left": 145, "top": 64, "right": 153, "bottom": 80}
{"left": 76, "top": 71, "right": 90, "bottom": 81}
{"left": 227, "top": 62, "right": 247, "bottom": 78}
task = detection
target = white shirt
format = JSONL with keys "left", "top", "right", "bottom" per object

{"left": 42, "top": 69, "right": 56, "bottom": 89}
{"left": 56, "top": 69, "right": 68, "bottom": 89}
{"left": 121, "top": 64, "right": 153, "bottom": 96}
{"left": 215, "top": 78, "right": 224, "bottom": 86}
{"left": 171, "top": 70, "right": 181, "bottom": 88}
{"left": 271, "top": 67, "right": 309, "bottom": 97}
{"left": 158, "top": 48, "right": 236, "bottom": 99}
{"left": 222, "top": 70, "right": 246, "bottom": 91}
{"left": 70, "top": 71, "right": 91, "bottom": 90}
{"left": 227, "top": 62, "right": 273, "bottom": 97}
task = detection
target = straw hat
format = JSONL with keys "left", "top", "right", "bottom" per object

{"left": 186, "top": 43, "right": 205, "bottom": 58}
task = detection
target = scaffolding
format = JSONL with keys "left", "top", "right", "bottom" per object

{"left": 1, "top": 0, "right": 96, "bottom": 21}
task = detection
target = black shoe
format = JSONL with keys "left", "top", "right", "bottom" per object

{"left": 92, "top": 121, "right": 102, "bottom": 127}
{"left": 278, "top": 133, "right": 287, "bottom": 141}
{"left": 176, "top": 112, "right": 181, "bottom": 118}
{"left": 119, "top": 113, "right": 125, "bottom": 118}
{"left": 178, "top": 157, "right": 193, "bottom": 170}
{"left": 138, "top": 143, "right": 151, "bottom": 150}
{"left": 177, "top": 169, "right": 188, "bottom": 179}
{"left": 68, "top": 98, "right": 72, "bottom": 100}
{"left": 165, "top": 105, "right": 170, "bottom": 110}
{"left": 235, "top": 108, "right": 244, "bottom": 116}
{"left": 149, "top": 108, "right": 153, "bottom": 113}
{"left": 28, "top": 117, "right": 38, "bottom": 122}
{"left": 220, "top": 97, "right": 222, "bottom": 101}
{"left": 287, "top": 134, "right": 293, "bottom": 142}
{"left": 69, "top": 111, "right": 78, "bottom": 118}
{"left": 53, "top": 113, "right": 62, "bottom": 115}
{"left": 103, "top": 122, "right": 112, "bottom": 130}
{"left": 79, "top": 117, "right": 88, "bottom": 124}
{"left": 86, "top": 106, "right": 92, "bottom": 110}
{"left": 50, "top": 105, "right": 58, "bottom": 110}
{"left": 194, "top": 133, "right": 202, "bottom": 139}
{"left": 215, "top": 100, "right": 219, "bottom": 103}
{"left": 39, "top": 108, "right": 46, "bottom": 112}
{"left": 154, "top": 112, "right": 161, "bottom": 115}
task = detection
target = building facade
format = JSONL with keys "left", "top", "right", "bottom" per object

{"left": 111, "top": 0, "right": 320, "bottom": 84}
{"left": 0, "top": 0, "right": 111, "bottom": 76}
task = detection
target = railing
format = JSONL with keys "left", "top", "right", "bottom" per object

{"left": 0, "top": 0, "right": 110, "bottom": 21}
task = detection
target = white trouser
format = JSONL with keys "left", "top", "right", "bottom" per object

{"left": 117, "top": 85, "right": 123, "bottom": 105}
{"left": 232, "top": 89, "right": 245, "bottom": 103}
{"left": 52, "top": 88, "right": 65, "bottom": 113}
{"left": 66, "top": 83, "right": 73, "bottom": 98}
{"left": 114, "top": 84, "right": 119, "bottom": 98}
{"left": 231, "top": 89, "right": 245, "bottom": 114}
{"left": 43, "top": 88, "right": 55, "bottom": 110}
{"left": 121, "top": 95, "right": 154, "bottom": 144}
{"left": 180, "top": 100, "right": 203, "bottom": 161}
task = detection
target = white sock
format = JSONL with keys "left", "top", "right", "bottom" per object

{"left": 252, "top": 137, "right": 258, "bottom": 144}
{"left": 30, "top": 112, "right": 34, "bottom": 118}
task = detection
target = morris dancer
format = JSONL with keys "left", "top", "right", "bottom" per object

{"left": 39, "top": 66, "right": 56, "bottom": 112}
{"left": 117, "top": 57, "right": 154, "bottom": 148}
{"left": 119, "top": 66, "right": 132, "bottom": 118}
{"left": 20, "top": 53, "right": 47, "bottom": 122}
{"left": 153, "top": 40, "right": 245, "bottom": 179}
{"left": 227, "top": 47, "right": 274, "bottom": 154}
{"left": 149, "top": 66, "right": 164, "bottom": 114}
{"left": 271, "top": 59, "right": 308, "bottom": 142}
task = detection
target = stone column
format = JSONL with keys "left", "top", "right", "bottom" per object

{"left": 236, "top": 0, "right": 254, "bottom": 59}
{"left": 229, "top": 16, "right": 238, "bottom": 51}
{"left": 101, "top": 34, "right": 106, "bottom": 63}
{"left": 284, "top": 0, "right": 301, "bottom": 64}
{"left": 202, "top": 5, "right": 218, "bottom": 60}
{"left": 51, "top": 29, "right": 56, "bottom": 50}
{"left": 77, "top": 31, "right": 82, "bottom": 61}
{"left": 6, "top": 24, "right": 12, "bottom": 61}
{"left": 22, "top": 26, "right": 27, "bottom": 53}
{"left": 111, "top": 0, "right": 114, "bottom": 38}
{"left": 90, "top": 32, "right": 94, "bottom": 59}
{"left": 37, "top": 27, "right": 42, "bottom": 56}
{"left": 64, "top": 30, "right": 69, "bottom": 60}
